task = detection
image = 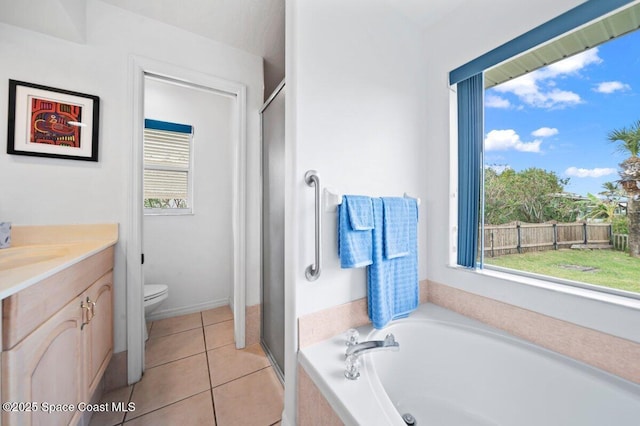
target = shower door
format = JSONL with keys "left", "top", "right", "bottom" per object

{"left": 261, "top": 81, "right": 285, "bottom": 379}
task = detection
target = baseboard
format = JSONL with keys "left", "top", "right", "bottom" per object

{"left": 146, "top": 298, "right": 231, "bottom": 321}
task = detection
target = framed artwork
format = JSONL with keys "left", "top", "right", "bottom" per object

{"left": 7, "top": 80, "right": 100, "bottom": 161}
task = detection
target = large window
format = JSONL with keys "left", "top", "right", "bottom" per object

{"left": 143, "top": 119, "right": 194, "bottom": 214}
{"left": 453, "top": 0, "right": 640, "bottom": 298}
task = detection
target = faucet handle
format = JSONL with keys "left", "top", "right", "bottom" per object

{"left": 383, "top": 333, "right": 399, "bottom": 350}
{"left": 345, "top": 328, "right": 359, "bottom": 347}
{"left": 344, "top": 355, "right": 361, "bottom": 380}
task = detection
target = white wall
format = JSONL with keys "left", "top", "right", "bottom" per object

{"left": 285, "top": 0, "right": 431, "bottom": 423}
{"left": 143, "top": 78, "right": 234, "bottom": 316}
{"left": 0, "top": 0, "right": 263, "bottom": 353}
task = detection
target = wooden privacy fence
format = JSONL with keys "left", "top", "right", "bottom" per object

{"left": 613, "top": 234, "right": 629, "bottom": 252}
{"left": 483, "top": 222, "right": 613, "bottom": 257}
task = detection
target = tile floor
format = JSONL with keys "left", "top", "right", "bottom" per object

{"left": 90, "top": 306, "right": 284, "bottom": 426}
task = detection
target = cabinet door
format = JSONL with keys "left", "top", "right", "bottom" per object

{"left": 83, "top": 272, "right": 113, "bottom": 397}
{"left": 2, "top": 298, "right": 84, "bottom": 426}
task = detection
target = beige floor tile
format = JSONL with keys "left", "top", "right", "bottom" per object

{"left": 213, "top": 368, "right": 283, "bottom": 426}
{"left": 89, "top": 385, "right": 133, "bottom": 426}
{"left": 208, "top": 343, "right": 270, "bottom": 387}
{"left": 202, "top": 305, "right": 233, "bottom": 326}
{"left": 145, "top": 328, "right": 206, "bottom": 368}
{"left": 124, "top": 390, "right": 215, "bottom": 426}
{"left": 148, "top": 313, "right": 202, "bottom": 339}
{"left": 204, "top": 320, "right": 235, "bottom": 350}
{"left": 126, "top": 353, "right": 210, "bottom": 421}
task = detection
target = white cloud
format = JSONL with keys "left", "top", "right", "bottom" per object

{"left": 485, "top": 94, "right": 511, "bottom": 108}
{"left": 531, "top": 127, "right": 558, "bottom": 138}
{"left": 594, "top": 81, "right": 631, "bottom": 94}
{"left": 492, "top": 48, "right": 602, "bottom": 109}
{"left": 485, "top": 129, "right": 542, "bottom": 153}
{"left": 564, "top": 167, "right": 616, "bottom": 178}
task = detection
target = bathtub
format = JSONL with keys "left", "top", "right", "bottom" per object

{"left": 298, "top": 304, "right": 640, "bottom": 426}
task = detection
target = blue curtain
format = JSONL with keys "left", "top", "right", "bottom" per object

{"left": 457, "top": 73, "right": 483, "bottom": 268}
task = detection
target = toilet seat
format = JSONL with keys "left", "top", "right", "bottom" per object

{"left": 144, "top": 284, "right": 168, "bottom": 302}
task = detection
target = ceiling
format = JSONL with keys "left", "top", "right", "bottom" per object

{"left": 0, "top": 0, "right": 467, "bottom": 97}
{"left": 99, "top": 0, "right": 285, "bottom": 96}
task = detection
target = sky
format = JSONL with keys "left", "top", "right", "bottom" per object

{"left": 484, "top": 28, "right": 640, "bottom": 197}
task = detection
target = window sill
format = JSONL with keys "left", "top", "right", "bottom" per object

{"left": 144, "top": 209, "right": 194, "bottom": 216}
{"left": 447, "top": 263, "right": 640, "bottom": 311}
{"left": 443, "top": 262, "right": 640, "bottom": 343}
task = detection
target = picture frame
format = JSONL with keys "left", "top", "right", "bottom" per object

{"left": 7, "top": 79, "right": 100, "bottom": 162}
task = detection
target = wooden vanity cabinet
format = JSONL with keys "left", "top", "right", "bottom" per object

{"left": 1, "top": 248, "right": 114, "bottom": 426}
{"left": 83, "top": 273, "right": 114, "bottom": 397}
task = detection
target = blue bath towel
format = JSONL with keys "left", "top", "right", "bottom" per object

{"left": 381, "top": 197, "right": 410, "bottom": 259}
{"left": 368, "top": 197, "right": 418, "bottom": 329}
{"left": 338, "top": 195, "right": 374, "bottom": 268}
{"left": 346, "top": 195, "right": 374, "bottom": 230}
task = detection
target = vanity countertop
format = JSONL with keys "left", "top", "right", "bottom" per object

{"left": 0, "top": 224, "right": 118, "bottom": 299}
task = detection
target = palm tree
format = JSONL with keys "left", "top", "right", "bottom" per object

{"left": 599, "top": 181, "right": 623, "bottom": 202}
{"left": 608, "top": 120, "right": 640, "bottom": 257}
{"left": 584, "top": 193, "right": 618, "bottom": 221}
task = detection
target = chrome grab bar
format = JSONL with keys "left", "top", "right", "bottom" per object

{"left": 305, "top": 170, "right": 321, "bottom": 281}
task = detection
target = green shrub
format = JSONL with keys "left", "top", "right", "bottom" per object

{"left": 612, "top": 215, "right": 629, "bottom": 234}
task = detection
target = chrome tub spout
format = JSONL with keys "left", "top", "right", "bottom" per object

{"left": 345, "top": 333, "right": 399, "bottom": 358}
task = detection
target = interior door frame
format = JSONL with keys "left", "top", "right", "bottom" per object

{"left": 127, "top": 55, "right": 247, "bottom": 384}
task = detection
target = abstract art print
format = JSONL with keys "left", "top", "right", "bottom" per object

{"left": 7, "top": 80, "right": 100, "bottom": 161}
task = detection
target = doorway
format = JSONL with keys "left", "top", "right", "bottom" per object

{"left": 128, "top": 56, "right": 247, "bottom": 384}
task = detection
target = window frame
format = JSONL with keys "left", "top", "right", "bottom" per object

{"left": 143, "top": 119, "right": 195, "bottom": 216}
{"left": 450, "top": 0, "right": 640, "bottom": 302}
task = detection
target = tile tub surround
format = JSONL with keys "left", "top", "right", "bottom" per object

{"left": 299, "top": 304, "right": 640, "bottom": 426}
{"left": 297, "top": 278, "right": 639, "bottom": 385}
{"left": 298, "top": 279, "right": 429, "bottom": 348}
{"left": 427, "top": 280, "right": 640, "bottom": 384}
{"left": 297, "top": 365, "right": 343, "bottom": 426}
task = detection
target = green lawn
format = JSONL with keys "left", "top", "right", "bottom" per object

{"left": 484, "top": 249, "right": 640, "bottom": 294}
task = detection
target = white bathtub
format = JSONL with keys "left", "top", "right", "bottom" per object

{"left": 298, "top": 304, "right": 640, "bottom": 426}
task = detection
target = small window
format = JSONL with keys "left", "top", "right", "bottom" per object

{"left": 143, "top": 119, "right": 193, "bottom": 215}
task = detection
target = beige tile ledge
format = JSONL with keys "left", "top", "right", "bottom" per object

{"left": 298, "top": 279, "right": 428, "bottom": 348}
{"left": 0, "top": 224, "right": 118, "bottom": 299}
{"left": 297, "top": 278, "right": 640, "bottom": 384}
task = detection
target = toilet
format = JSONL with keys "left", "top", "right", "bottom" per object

{"left": 144, "top": 284, "right": 169, "bottom": 340}
{"left": 144, "top": 284, "right": 169, "bottom": 316}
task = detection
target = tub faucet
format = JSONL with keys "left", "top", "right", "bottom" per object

{"left": 345, "top": 333, "right": 400, "bottom": 358}
{"left": 344, "top": 333, "right": 399, "bottom": 380}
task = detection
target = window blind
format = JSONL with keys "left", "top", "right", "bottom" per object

{"left": 143, "top": 121, "right": 192, "bottom": 204}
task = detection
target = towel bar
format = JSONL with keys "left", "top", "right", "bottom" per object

{"left": 324, "top": 188, "right": 421, "bottom": 208}
{"left": 305, "top": 170, "right": 322, "bottom": 281}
